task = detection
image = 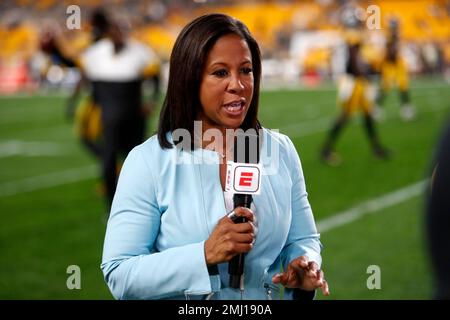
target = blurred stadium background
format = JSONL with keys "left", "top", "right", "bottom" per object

{"left": 0, "top": 0, "right": 449, "bottom": 299}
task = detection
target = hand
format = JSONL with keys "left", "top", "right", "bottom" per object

{"left": 272, "top": 255, "right": 330, "bottom": 296}
{"left": 204, "top": 207, "right": 255, "bottom": 266}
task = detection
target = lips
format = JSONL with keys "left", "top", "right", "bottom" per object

{"left": 223, "top": 99, "right": 246, "bottom": 116}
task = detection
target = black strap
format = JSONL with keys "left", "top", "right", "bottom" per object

{"left": 207, "top": 265, "right": 219, "bottom": 275}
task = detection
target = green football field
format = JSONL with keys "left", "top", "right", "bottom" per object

{"left": 0, "top": 77, "right": 448, "bottom": 299}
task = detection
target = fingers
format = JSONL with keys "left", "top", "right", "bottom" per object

{"left": 313, "top": 269, "right": 324, "bottom": 287}
{"left": 289, "top": 256, "right": 309, "bottom": 274}
{"left": 307, "top": 261, "right": 319, "bottom": 278}
{"left": 313, "top": 269, "right": 330, "bottom": 296}
{"left": 232, "top": 221, "right": 255, "bottom": 234}
{"left": 225, "top": 208, "right": 255, "bottom": 238}
{"left": 308, "top": 269, "right": 330, "bottom": 296}
{"left": 272, "top": 272, "right": 288, "bottom": 286}
{"left": 291, "top": 257, "right": 319, "bottom": 278}
{"left": 321, "top": 279, "right": 330, "bottom": 296}
{"left": 313, "top": 269, "right": 330, "bottom": 295}
{"left": 304, "top": 263, "right": 325, "bottom": 290}
{"left": 217, "top": 222, "right": 255, "bottom": 244}
{"left": 270, "top": 256, "right": 331, "bottom": 296}
{"left": 228, "top": 207, "right": 254, "bottom": 222}
{"left": 205, "top": 231, "right": 253, "bottom": 265}
{"left": 272, "top": 265, "right": 300, "bottom": 288}
{"left": 206, "top": 210, "right": 255, "bottom": 265}
{"left": 273, "top": 256, "right": 309, "bottom": 288}
{"left": 271, "top": 273, "right": 281, "bottom": 284}
{"left": 231, "top": 242, "right": 254, "bottom": 254}
{"left": 227, "top": 231, "right": 254, "bottom": 244}
{"left": 205, "top": 207, "right": 257, "bottom": 265}
{"left": 297, "top": 255, "right": 309, "bottom": 268}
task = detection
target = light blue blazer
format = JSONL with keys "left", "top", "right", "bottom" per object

{"left": 101, "top": 128, "right": 322, "bottom": 299}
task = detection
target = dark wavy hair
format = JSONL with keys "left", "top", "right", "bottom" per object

{"left": 157, "top": 13, "right": 262, "bottom": 149}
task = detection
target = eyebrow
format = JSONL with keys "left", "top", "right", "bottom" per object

{"left": 209, "top": 60, "right": 252, "bottom": 68}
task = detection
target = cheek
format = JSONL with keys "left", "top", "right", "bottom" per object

{"left": 200, "top": 78, "right": 225, "bottom": 106}
{"left": 244, "top": 78, "right": 254, "bottom": 98}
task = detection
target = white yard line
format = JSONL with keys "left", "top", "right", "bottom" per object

{"left": 317, "top": 179, "right": 428, "bottom": 233}
{"left": 0, "top": 165, "right": 97, "bottom": 197}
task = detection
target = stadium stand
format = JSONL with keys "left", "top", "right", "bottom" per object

{"left": 0, "top": 0, "right": 449, "bottom": 93}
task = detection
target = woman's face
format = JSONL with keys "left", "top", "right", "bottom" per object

{"left": 198, "top": 33, "right": 254, "bottom": 131}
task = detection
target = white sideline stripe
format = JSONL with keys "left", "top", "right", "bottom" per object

{"left": 280, "top": 103, "right": 449, "bottom": 138}
{"left": 0, "top": 81, "right": 447, "bottom": 97}
{"left": 261, "top": 81, "right": 450, "bottom": 92}
{"left": 0, "top": 165, "right": 97, "bottom": 197}
{"left": 316, "top": 179, "right": 428, "bottom": 233}
{"left": 0, "top": 140, "right": 71, "bottom": 158}
{"left": 0, "top": 89, "right": 445, "bottom": 196}
{"left": 0, "top": 109, "right": 440, "bottom": 195}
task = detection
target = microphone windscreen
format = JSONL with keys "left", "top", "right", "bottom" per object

{"left": 234, "top": 130, "right": 260, "bottom": 164}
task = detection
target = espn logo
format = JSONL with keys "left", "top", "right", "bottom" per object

{"left": 238, "top": 171, "right": 253, "bottom": 187}
{"left": 225, "top": 163, "right": 261, "bottom": 194}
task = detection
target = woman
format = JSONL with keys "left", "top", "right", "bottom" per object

{"left": 101, "top": 13, "right": 329, "bottom": 300}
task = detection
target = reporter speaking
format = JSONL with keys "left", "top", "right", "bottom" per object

{"left": 101, "top": 13, "right": 329, "bottom": 300}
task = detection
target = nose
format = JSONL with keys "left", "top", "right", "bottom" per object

{"left": 227, "top": 73, "right": 244, "bottom": 94}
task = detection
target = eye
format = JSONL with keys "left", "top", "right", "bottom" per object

{"left": 241, "top": 67, "right": 253, "bottom": 75}
{"left": 212, "top": 69, "right": 228, "bottom": 78}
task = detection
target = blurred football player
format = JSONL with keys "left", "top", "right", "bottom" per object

{"left": 375, "top": 18, "right": 415, "bottom": 121}
{"left": 40, "top": 9, "right": 161, "bottom": 207}
{"left": 321, "top": 28, "right": 389, "bottom": 166}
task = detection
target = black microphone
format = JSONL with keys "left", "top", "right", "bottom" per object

{"left": 228, "top": 194, "right": 252, "bottom": 289}
{"left": 228, "top": 132, "right": 260, "bottom": 290}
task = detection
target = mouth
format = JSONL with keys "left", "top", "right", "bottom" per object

{"left": 223, "top": 98, "right": 246, "bottom": 116}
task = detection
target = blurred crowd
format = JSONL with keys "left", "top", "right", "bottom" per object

{"left": 1, "top": 0, "right": 450, "bottom": 94}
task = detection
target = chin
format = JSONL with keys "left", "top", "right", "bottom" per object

{"left": 222, "top": 119, "right": 245, "bottom": 129}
